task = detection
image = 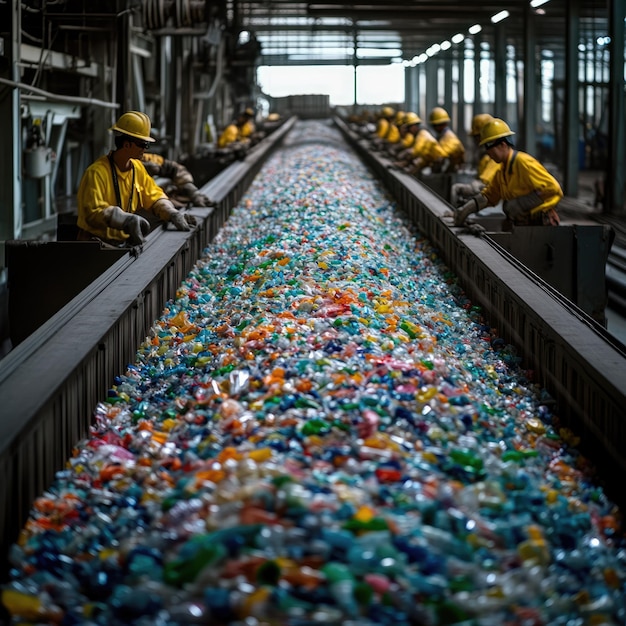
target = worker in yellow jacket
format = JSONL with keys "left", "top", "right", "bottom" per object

{"left": 450, "top": 113, "right": 499, "bottom": 206}
{"left": 238, "top": 107, "right": 256, "bottom": 140}
{"left": 387, "top": 112, "right": 420, "bottom": 158}
{"left": 429, "top": 106, "right": 465, "bottom": 172}
{"left": 393, "top": 113, "right": 445, "bottom": 174}
{"left": 77, "top": 111, "right": 195, "bottom": 246}
{"left": 370, "top": 106, "right": 396, "bottom": 149}
{"left": 455, "top": 118, "right": 562, "bottom": 227}
{"left": 217, "top": 108, "right": 256, "bottom": 150}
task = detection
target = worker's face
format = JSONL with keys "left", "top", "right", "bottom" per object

{"left": 128, "top": 138, "right": 150, "bottom": 155}
{"left": 484, "top": 139, "right": 509, "bottom": 163}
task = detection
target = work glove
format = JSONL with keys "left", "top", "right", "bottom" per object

{"left": 541, "top": 207, "right": 561, "bottom": 226}
{"left": 103, "top": 206, "right": 151, "bottom": 246}
{"left": 451, "top": 180, "right": 485, "bottom": 206}
{"left": 192, "top": 192, "right": 212, "bottom": 207}
{"left": 502, "top": 190, "right": 543, "bottom": 221}
{"left": 181, "top": 182, "right": 213, "bottom": 207}
{"left": 153, "top": 198, "right": 195, "bottom": 232}
{"left": 466, "top": 223, "right": 486, "bottom": 236}
{"left": 454, "top": 195, "right": 488, "bottom": 226}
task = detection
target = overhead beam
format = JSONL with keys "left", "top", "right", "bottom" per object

{"left": 259, "top": 55, "right": 394, "bottom": 65}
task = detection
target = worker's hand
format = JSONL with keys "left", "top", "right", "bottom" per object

{"left": 183, "top": 213, "right": 198, "bottom": 228}
{"left": 124, "top": 214, "right": 151, "bottom": 245}
{"left": 454, "top": 198, "right": 479, "bottom": 226}
{"left": 102, "top": 206, "right": 150, "bottom": 245}
{"left": 466, "top": 223, "right": 486, "bottom": 236}
{"left": 179, "top": 182, "right": 207, "bottom": 207}
{"left": 191, "top": 192, "right": 213, "bottom": 207}
{"left": 451, "top": 183, "right": 473, "bottom": 207}
{"left": 542, "top": 208, "right": 560, "bottom": 226}
{"left": 169, "top": 210, "right": 192, "bottom": 231}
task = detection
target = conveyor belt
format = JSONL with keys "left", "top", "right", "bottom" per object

{"left": 334, "top": 117, "right": 626, "bottom": 503}
{"left": 0, "top": 117, "right": 296, "bottom": 575}
{"left": 1, "top": 115, "right": 626, "bottom": 590}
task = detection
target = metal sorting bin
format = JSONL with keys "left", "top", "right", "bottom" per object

{"left": 5, "top": 240, "right": 127, "bottom": 346}
{"left": 484, "top": 224, "right": 614, "bottom": 325}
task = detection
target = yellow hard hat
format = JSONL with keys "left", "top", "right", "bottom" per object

{"left": 267, "top": 112, "right": 280, "bottom": 121}
{"left": 244, "top": 107, "right": 255, "bottom": 117}
{"left": 109, "top": 111, "right": 155, "bottom": 142}
{"left": 381, "top": 106, "right": 395, "bottom": 118}
{"left": 429, "top": 106, "right": 450, "bottom": 125}
{"left": 470, "top": 113, "right": 494, "bottom": 137}
{"left": 479, "top": 118, "right": 515, "bottom": 146}
{"left": 403, "top": 112, "right": 422, "bottom": 125}
{"left": 394, "top": 110, "right": 406, "bottom": 124}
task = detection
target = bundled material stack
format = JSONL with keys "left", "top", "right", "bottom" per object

{"left": 3, "top": 121, "right": 625, "bottom": 625}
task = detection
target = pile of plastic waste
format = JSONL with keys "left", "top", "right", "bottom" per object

{"left": 3, "top": 121, "right": 624, "bottom": 625}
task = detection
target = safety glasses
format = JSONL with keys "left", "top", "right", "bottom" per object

{"left": 484, "top": 138, "right": 505, "bottom": 150}
{"left": 131, "top": 139, "right": 150, "bottom": 149}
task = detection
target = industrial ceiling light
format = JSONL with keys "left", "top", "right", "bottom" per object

{"left": 451, "top": 33, "right": 465, "bottom": 44}
{"left": 530, "top": 0, "right": 550, "bottom": 7}
{"left": 491, "top": 10, "right": 509, "bottom": 23}
{"left": 468, "top": 24, "right": 482, "bottom": 35}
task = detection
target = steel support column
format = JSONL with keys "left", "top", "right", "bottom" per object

{"left": 425, "top": 59, "right": 438, "bottom": 114}
{"left": 443, "top": 54, "right": 453, "bottom": 119}
{"left": 522, "top": 4, "right": 537, "bottom": 154}
{"left": 473, "top": 33, "right": 482, "bottom": 117}
{"left": 457, "top": 44, "right": 466, "bottom": 144}
{"left": 403, "top": 65, "right": 412, "bottom": 112}
{"left": 494, "top": 25, "right": 506, "bottom": 117}
{"left": 563, "top": 0, "right": 581, "bottom": 196}
{"left": 607, "top": 0, "right": 625, "bottom": 213}
{"left": 0, "top": 0, "right": 22, "bottom": 249}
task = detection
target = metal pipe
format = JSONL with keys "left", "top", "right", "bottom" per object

{"left": 0, "top": 77, "right": 119, "bottom": 109}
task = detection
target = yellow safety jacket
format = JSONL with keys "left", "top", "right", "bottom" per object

{"left": 218, "top": 123, "right": 240, "bottom": 148}
{"left": 375, "top": 118, "right": 390, "bottom": 139}
{"left": 400, "top": 132, "right": 415, "bottom": 149}
{"left": 437, "top": 127, "right": 465, "bottom": 168}
{"left": 481, "top": 150, "right": 563, "bottom": 215}
{"left": 411, "top": 128, "right": 445, "bottom": 165}
{"left": 77, "top": 154, "right": 166, "bottom": 242}
{"left": 239, "top": 120, "right": 255, "bottom": 139}
{"left": 385, "top": 123, "right": 400, "bottom": 144}
{"left": 477, "top": 153, "right": 500, "bottom": 186}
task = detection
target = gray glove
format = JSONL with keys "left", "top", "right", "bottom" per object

{"left": 168, "top": 210, "right": 192, "bottom": 231}
{"left": 180, "top": 182, "right": 212, "bottom": 207}
{"left": 102, "top": 206, "right": 150, "bottom": 245}
{"left": 451, "top": 180, "right": 485, "bottom": 206}
{"left": 454, "top": 195, "right": 487, "bottom": 226}
{"left": 502, "top": 190, "right": 543, "bottom": 220}
{"left": 153, "top": 198, "right": 193, "bottom": 231}
{"left": 191, "top": 192, "right": 212, "bottom": 207}
{"left": 467, "top": 223, "right": 486, "bottom": 236}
